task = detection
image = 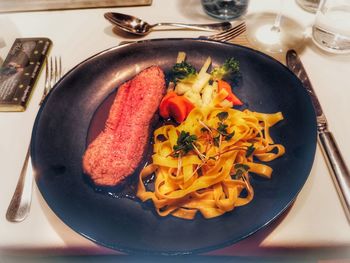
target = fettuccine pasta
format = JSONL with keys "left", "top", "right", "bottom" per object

{"left": 137, "top": 105, "right": 285, "bottom": 220}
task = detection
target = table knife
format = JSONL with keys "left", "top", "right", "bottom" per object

{"left": 286, "top": 49, "right": 350, "bottom": 223}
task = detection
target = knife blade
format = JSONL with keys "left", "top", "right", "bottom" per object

{"left": 286, "top": 49, "right": 350, "bottom": 223}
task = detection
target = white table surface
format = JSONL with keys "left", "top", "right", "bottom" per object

{"left": 1, "top": 0, "right": 350, "bottom": 259}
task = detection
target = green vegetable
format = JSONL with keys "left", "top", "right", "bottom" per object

{"left": 215, "top": 113, "right": 235, "bottom": 141}
{"left": 171, "top": 61, "right": 197, "bottom": 83}
{"left": 234, "top": 163, "right": 250, "bottom": 171}
{"left": 172, "top": 131, "right": 197, "bottom": 157}
{"left": 213, "top": 136, "right": 220, "bottom": 147}
{"left": 211, "top": 57, "right": 240, "bottom": 80}
{"left": 246, "top": 144, "right": 255, "bottom": 158}
{"left": 232, "top": 163, "right": 250, "bottom": 179}
{"left": 216, "top": 123, "right": 234, "bottom": 142}
{"left": 224, "top": 131, "right": 235, "bottom": 141}
{"left": 217, "top": 122, "right": 228, "bottom": 135}
{"left": 216, "top": 111, "right": 228, "bottom": 121}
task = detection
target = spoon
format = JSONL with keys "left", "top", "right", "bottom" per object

{"left": 104, "top": 12, "right": 232, "bottom": 36}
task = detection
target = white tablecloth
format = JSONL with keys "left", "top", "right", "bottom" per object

{"left": 1, "top": 0, "right": 350, "bottom": 259}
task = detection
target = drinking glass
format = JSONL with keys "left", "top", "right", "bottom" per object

{"left": 296, "top": 0, "right": 320, "bottom": 13}
{"left": 201, "top": 0, "right": 249, "bottom": 20}
{"left": 0, "top": 38, "right": 5, "bottom": 65}
{"left": 312, "top": 0, "right": 350, "bottom": 54}
{"left": 245, "top": 0, "right": 306, "bottom": 54}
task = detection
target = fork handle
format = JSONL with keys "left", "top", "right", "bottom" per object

{"left": 6, "top": 147, "right": 33, "bottom": 222}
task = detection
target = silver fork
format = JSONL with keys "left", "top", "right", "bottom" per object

{"left": 6, "top": 56, "right": 62, "bottom": 222}
{"left": 202, "top": 21, "right": 246, "bottom": 42}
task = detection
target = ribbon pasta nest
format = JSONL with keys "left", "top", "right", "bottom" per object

{"left": 137, "top": 103, "right": 285, "bottom": 220}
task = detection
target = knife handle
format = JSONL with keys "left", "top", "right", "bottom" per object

{"left": 319, "top": 130, "right": 350, "bottom": 222}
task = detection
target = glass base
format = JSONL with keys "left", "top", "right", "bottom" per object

{"left": 246, "top": 12, "right": 306, "bottom": 54}
{"left": 201, "top": 0, "right": 249, "bottom": 20}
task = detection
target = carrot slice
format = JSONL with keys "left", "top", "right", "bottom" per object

{"left": 159, "top": 92, "right": 177, "bottom": 118}
{"left": 217, "top": 80, "right": 231, "bottom": 93}
{"left": 181, "top": 96, "right": 195, "bottom": 115}
{"left": 217, "top": 80, "right": 243, "bottom": 106}
{"left": 167, "top": 96, "right": 188, "bottom": 123}
{"left": 159, "top": 91, "right": 195, "bottom": 122}
{"left": 226, "top": 93, "right": 243, "bottom": 106}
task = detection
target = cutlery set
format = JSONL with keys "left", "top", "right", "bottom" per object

{"left": 6, "top": 11, "right": 350, "bottom": 228}
{"left": 104, "top": 12, "right": 233, "bottom": 36}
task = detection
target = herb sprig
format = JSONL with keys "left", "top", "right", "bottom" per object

{"left": 232, "top": 163, "right": 250, "bottom": 180}
{"left": 246, "top": 144, "right": 255, "bottom": 158}
{"left": 215, "top": 112, "right": 235, "bottom": 143}
{"left": 172, "top": 131, "right": 197, "bottom": 157}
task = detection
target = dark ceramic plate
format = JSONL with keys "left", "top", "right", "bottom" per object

{"left": 31, "top": 39, "right": 317, "bottom": 255}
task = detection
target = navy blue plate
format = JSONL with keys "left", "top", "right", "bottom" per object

{"left": 31, "top": 39, "right": 317, "bottom": 255}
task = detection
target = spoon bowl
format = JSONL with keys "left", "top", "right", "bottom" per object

{"left": 104, "top": 12, "right": 232, "bottom": 36}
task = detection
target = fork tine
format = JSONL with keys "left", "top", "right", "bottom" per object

{"left": 39, "top": 56, "right": 63, "bottom": 105}
{"left": 40, "top": 58, "right": 50, "bottom": 105}
{"left": 50, "top": 57, "right": 54, "bottom": 88}
{"left": 44, "top": 58, "right": 50, "bottom": 95}
{"left": 216, "top": 24, "right": 246, "bottom": 42}
{"left": 44, "top": 57, "right": 49, "bottom": 91}
{"left": 54, "top": 57, "right": 58, "bottom": 84}
{"left": 216, "top": 23, "right": 245, "bottom": 39}
{"left": 58, "top": 56, "right": 62, "bottom": 79}
{"left": 212, "top": 21, "right": 245, "bottom": 38}
{"left": 208, "top": 21, "right": 246, "bottom": 41}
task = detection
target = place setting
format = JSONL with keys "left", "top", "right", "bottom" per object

{"left": 1, "top": 0, "right": 350, "bottom": 259}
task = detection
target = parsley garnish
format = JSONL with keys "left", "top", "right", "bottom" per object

{"left": 232, "top": 163, "right": 250, "bottom": 179}
{"left": 215, "top": 112, "right": 235, "bottom": 142}
{"left": 217, "top": 122, "right": 228, "bottom": 134}
{"left": 225, "top": 131, "right": 235, "bottom": 141}
{"left": 213, "top": 135, "right": 220, "bottom": 147}
{"left": 246, "top": 144, "right": 255, "bottom": 157}
{"left": 172, "top": 131, "right": 197, "bottom": 157}
{"left": 216, "top": 111, "right": 228, "bottom": 121}
{"left": 234, "top": 163, "right": 250, "bottom": 171}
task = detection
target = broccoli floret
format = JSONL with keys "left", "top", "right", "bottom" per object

{"left": 210, "top": 57, "right": 240, "bottom": 80}
{"left": 171, "top": 61, "right": 197, "bottom": 83}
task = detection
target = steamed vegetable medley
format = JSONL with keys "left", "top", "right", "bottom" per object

{"left": 159, "top": 52, "right": 243, "bottom": 123}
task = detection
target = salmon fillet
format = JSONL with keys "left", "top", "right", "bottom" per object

{"left": 82, "top": 66, "right": 165, "bottom": 186}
